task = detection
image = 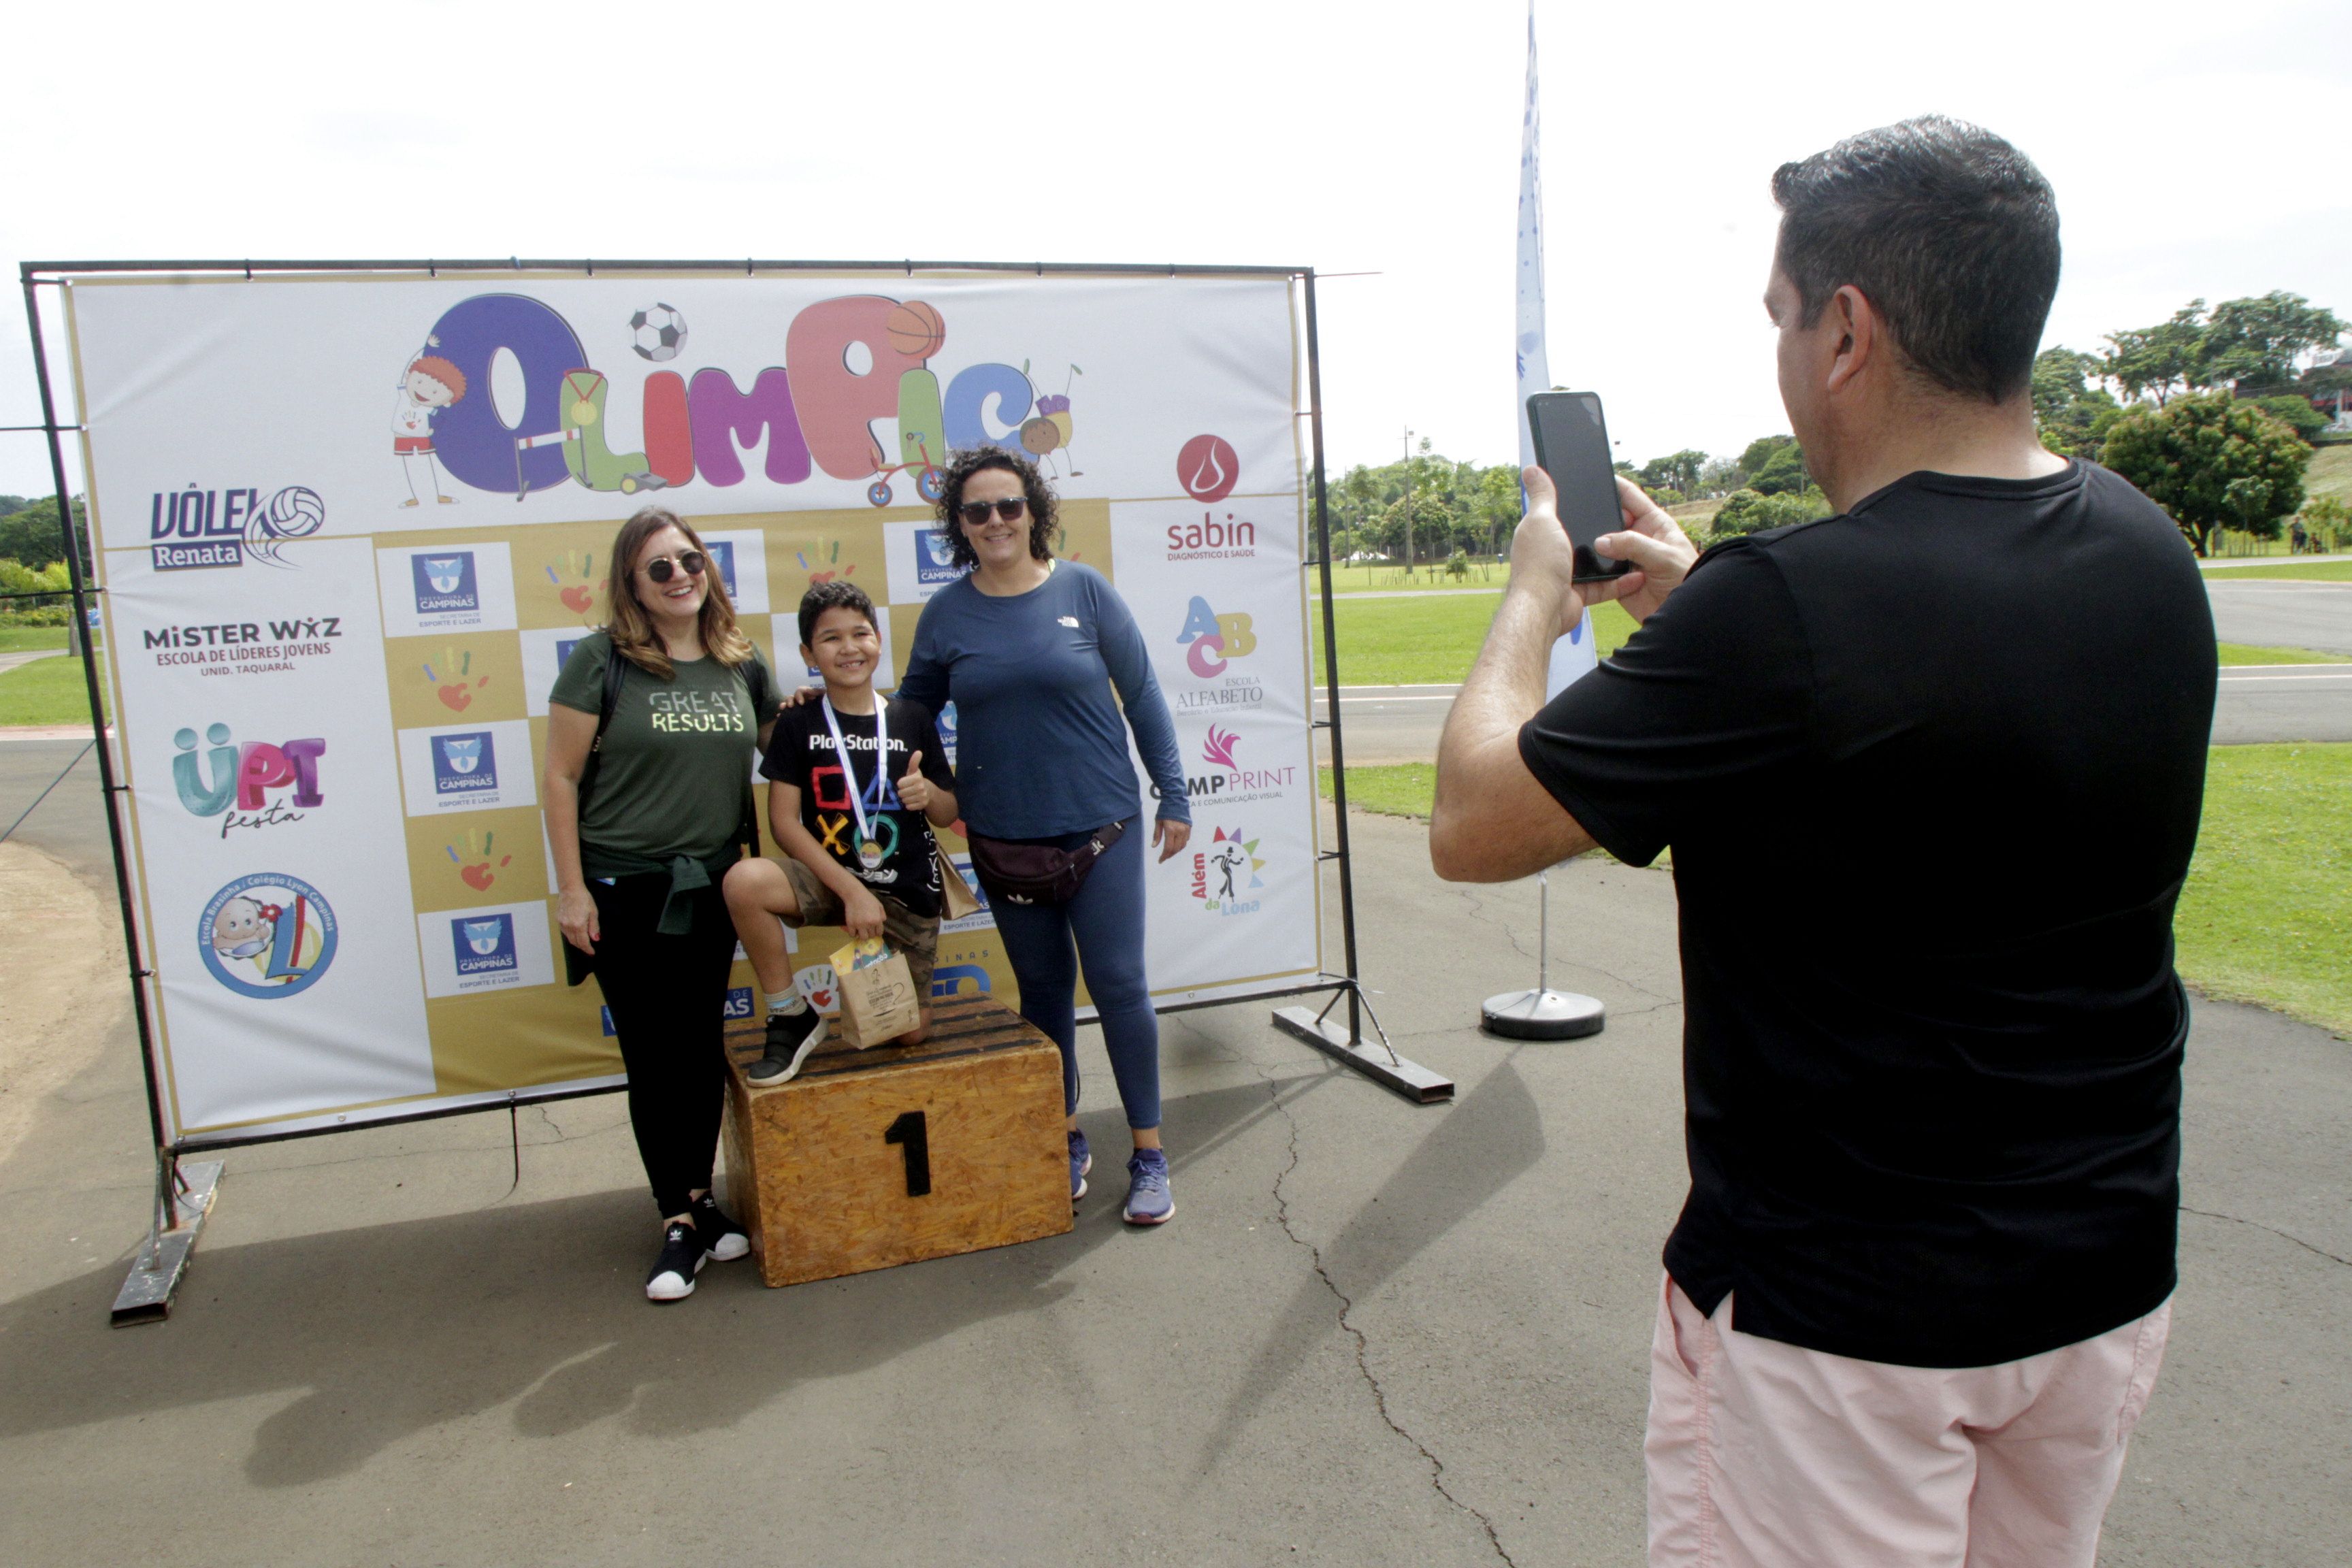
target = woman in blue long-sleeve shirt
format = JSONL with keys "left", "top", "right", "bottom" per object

{"left": 898, "top": 448, "right": 1192, "bottom": 1225}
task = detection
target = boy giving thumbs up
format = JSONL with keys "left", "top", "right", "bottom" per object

{"left": 723, "top": 582, "right": 960, "bottom": 1085}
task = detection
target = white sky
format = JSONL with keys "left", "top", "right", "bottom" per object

{"left": 3, "top": 0, "right": 2345, "bottom": 499}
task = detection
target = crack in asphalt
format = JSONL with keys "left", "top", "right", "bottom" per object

{"left": 2180, "top": 1204, "right": 2351, "bottom": 1267}
{"left": 1250, "top": 1060, "right": 1522, "bottom": 1568}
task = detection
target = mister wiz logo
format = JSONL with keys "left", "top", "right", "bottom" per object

{"left": 148, "top": 485, "right": 325, "bottom": 572}
{"left": 172, "top": 723, "right": 324, "bottom": 836}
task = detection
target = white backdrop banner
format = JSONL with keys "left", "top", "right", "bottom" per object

{"left": 65, "top": 268, "right": 1321, "bottom": 1145}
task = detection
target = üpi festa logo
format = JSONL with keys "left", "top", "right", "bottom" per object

{"left": 172, "top": 723, "right": 325, "bottom": 836}
{"left": 148, "top": 485, "right": 325, "bottom": 572}
{"left": 198, "top": 873, "right": 337, "bottom": 998}
{"left": 1188, "top": 827, "right": 1265, "bottom": 917}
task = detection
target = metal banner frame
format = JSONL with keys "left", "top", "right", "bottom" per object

{"left": 16, "top": 257, "right": 1451, "bottom": 1324}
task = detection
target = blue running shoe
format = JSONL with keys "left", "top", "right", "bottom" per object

{"left": 1069, "top": 1128, "right": 1092, "bottom": 1202}
{"left": 1123, "top": 1147, "right": 1173, "bottom": 1226}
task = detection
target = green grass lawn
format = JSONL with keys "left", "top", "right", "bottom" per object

{"left": 0, "top": 653, "right": 105, "bottom": 727}
{"left": 1322, "top": 560, "right": 1513, "bottom": 593}
{"left": 2304, "top": 441, "right": 2352, "bottom": 504}
{"left": 1313, "top": 593, "right": 1636, "bottom": 685}
{"left": 0, "top": 626, "right": 71, "bottom": 654}
{"left": 1322, "top": 744, "right": 2350, "bottom": 1038}
{"left": 2175, "top": 743, "right": 2351, "bottom": 1037}
{"left": 2217, "top": 642, "right": 2349, "bottom": 664}
{"left": 2201, "top": 561, "right": 2352, "bottom": 582}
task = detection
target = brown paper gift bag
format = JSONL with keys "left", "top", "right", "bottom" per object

{"left": 828, "top": 936, "right": 923, "bottom": 1048}
{"left": 934, "top": 840, "right": 982, "bottom": 922}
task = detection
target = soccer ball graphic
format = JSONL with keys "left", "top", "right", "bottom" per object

{"left": 629, "top": 304, "right": 688, "bottom": 361}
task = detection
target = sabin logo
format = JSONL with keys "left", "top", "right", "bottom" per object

{"left": 173, "top": 723, "right": 324, "bottom": 836}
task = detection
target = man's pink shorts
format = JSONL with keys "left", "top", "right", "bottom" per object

{"left": 1646, "top": 1273, "right": 2168, "bottom": 1568}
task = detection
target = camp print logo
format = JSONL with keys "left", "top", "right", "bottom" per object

{"left": 1188, "top": 826, "right": 1265, "bottom": 917}
{"left": 198, "top": 873, "right": 337, "bottom": 998}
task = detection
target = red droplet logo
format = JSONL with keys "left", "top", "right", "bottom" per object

{"left": 1177, "top": 435, "right": 1239, "bottom": 502}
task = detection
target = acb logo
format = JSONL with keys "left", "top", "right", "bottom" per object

{"left": 1176, "top": 596, "right": 1256, "bottom": 678}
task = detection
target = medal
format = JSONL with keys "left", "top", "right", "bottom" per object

{"left": 821, "top": 696, "right": 892, "bottom": 874}
{"left": 571, "top": 399, "right": 598, "bottom": 425}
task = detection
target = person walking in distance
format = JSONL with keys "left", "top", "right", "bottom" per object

{"left": 1432, "top": 117, "right": 2215, "bottom": 1567}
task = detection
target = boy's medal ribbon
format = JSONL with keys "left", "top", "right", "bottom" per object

{"left": 821, "top": 696, "right": 889, "bottom": 871}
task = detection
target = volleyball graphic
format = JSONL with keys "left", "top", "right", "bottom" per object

{"left": 629, "top": 304, "right": 689, "bottom": 361}
{"left": 885, "top": 300, "right": 945, "bottom": 359}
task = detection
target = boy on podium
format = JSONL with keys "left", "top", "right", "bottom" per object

{"left": 723, "top": 581, "right": 961, "bottom": 1085}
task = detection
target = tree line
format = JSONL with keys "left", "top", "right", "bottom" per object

{"left": 1330, "top": 289, "right": 2344, "bottom": 568}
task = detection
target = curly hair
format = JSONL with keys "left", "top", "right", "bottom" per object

{"left": 796, "top": 578, "right": 878, "bottom": 650}
{"left": 933, "top": 446, "right": 1058, "bottom": 569}
{"left": 602, "top": 506, "right": 756, "bottom": 679}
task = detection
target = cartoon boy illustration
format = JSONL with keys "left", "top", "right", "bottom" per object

{"left": 210, "top": 894, "right": 323, "bottom": 985}
{"left": 393, "top": 354, "right": 468, "bottom": 507}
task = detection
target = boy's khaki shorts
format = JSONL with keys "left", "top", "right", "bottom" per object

{"left": 778, "top": 859, "right": 939, "bottom": 1004}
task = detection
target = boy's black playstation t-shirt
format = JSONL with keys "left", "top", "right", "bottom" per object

{"left": 760, "top": 697, "right": 955, "bottom": 917}
{"left": 1516, "top": 460, "right": 2217, "bottom": 1369}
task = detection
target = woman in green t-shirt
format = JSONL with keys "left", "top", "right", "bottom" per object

{"left": 544, "top": 506, "right": 777, "bottom": 1303}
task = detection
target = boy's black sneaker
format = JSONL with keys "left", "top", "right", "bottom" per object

{"left": 691, "top": 1192, "right": 751, "bottom": 1262}
{"left": 747, "top": 1007, "right": 826, "bottom": 1086}
{"left": 645, "top": 1221, "right": 706, "bottom": 1302}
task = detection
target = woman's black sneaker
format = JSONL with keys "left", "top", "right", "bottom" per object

{"left": 747, "top": 1008, "right": 826, "bottom": 1086}
{"left": 645, "top": 1221, "right": 706, "bottom": 1302}
{"left": 691, "top": 1193, "right": 751, "bottom": 1262}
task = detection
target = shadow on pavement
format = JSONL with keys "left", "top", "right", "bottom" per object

{"left": 1198, "top": 1053, "right": 1547, "bottom": 1473}
{"left": 0, "top": 1077, "right": 1293, "bottom": 1488}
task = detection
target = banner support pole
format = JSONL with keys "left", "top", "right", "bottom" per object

{"left": 18, "top": 267, "right": 217, "bottom": 1322}
{"left": 1271, "top": 271, "right": 1452, "bottom": 1104}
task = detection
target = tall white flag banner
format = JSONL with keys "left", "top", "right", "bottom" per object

{"left": 64, "top": 269, "right": 1322, "bottom": 1145}
{"left": 1516, "top": 7, "right": 1600, "bottom": 697}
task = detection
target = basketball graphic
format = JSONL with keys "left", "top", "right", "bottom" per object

{"left": 885, "top": 300, "right": 945, "bottom": 359}
{"left": 1177, "top": 434, "right": 1239, "bottom": 502}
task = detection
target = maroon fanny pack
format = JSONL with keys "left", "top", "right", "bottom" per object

{"left": 964, "top": 819, "right": 1131, "bottom": 906}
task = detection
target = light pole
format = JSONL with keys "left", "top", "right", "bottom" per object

{"left": 1401, "top": 425, "right": 1414, "bottom": 581}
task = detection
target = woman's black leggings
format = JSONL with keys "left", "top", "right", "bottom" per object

{"left": 588, "top": 874, "right": 736, "bottom": 1218}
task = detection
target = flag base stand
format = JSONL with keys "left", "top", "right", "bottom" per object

{"left": 111, "top": 1158, "right": 222, "bottom": 1326}
{"left": 1480, "top": 986, "right": 1604, "bottom": 1040}
{"left": 1478, "top": 866, "right": 1605, "bottom": 1042}
{"left": 1272, "top": 982, "right": 1452, "bottom": 1105}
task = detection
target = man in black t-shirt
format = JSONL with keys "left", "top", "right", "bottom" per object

{"left": 1433, "top": 118, "right": 2214, "bottom": 1567}
{"left": 722, "top": 582, "right": 960, "bottom": 1083}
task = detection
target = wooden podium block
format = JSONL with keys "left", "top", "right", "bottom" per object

{"left": 721, "top": 994, "right": 1073, "bottom": 1287}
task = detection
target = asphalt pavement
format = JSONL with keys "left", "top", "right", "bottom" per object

{"left": 2204, "top": 579, "right": 2352, "bottom": 655}
{"left": 1, "top": 777, "right": 2345, "bottom": 1565}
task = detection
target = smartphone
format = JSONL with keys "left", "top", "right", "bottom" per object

{"left": 1526, "top": 391, "right": 1631, "bottom": 582}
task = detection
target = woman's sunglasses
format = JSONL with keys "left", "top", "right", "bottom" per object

{"left": 957, "top": 497, "right": 1028, "bottom": 527}
{"left": 640, "top": 550, "right": 706, "bottom": 584}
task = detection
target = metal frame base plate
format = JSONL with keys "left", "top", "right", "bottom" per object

{"left": 1480, "top": 989, "right": 1606, "bottom": 1041}
{"left": 1271, "top": 1006, "right": 1454, "bottom": 1103}
{"left": 110, "top": 1160, "right": 223, "bottom": 1326}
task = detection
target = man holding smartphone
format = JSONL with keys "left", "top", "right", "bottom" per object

{"left": 1433, "top": 116, "right": 2215, "bottom": 1567}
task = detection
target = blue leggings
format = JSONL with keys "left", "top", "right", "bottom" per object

{"left": 987, "top": 817, "right": 1160, "bottom": 1129}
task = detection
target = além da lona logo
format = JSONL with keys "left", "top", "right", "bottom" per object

{"left": 1188, "top": 826, "right": 1266, "bottom": 917}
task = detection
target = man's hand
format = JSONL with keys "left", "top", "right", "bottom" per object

{"left": 842, "top": 885, "right": 887, "bottom": 941}
{"left": 1512, "top": 469, "right": 1699, "bottom": 629}
{"left": 896, "top": 749, "right": 932, "bottom": 814}
{"left": 1153, "top": 817, "right": 1192, "bottom": 864}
